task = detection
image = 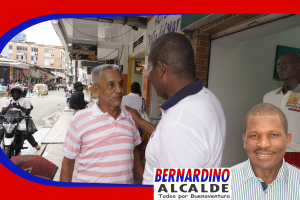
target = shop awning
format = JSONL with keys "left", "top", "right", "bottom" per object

{"left": 0, "top": 58, "right": 30, "bottom": 69}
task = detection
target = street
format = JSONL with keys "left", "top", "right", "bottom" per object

{"left": 0, "top": 89, "right": 67, "bottom": 127}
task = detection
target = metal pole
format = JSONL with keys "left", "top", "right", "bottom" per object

{"left": 75, "top": 60, "right": 78, "bottom": 82}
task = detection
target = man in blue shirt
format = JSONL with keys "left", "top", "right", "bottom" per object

{"left": 231, "top": 103, "right": 300, "bottom": 200}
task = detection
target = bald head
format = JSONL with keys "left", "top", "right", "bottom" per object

{"left": 278, "top": 52, "right": 300, "bottom": 62}
{"left": 148, "top": 32, "right": 196, "bottom": 80}
{"left": 244, "top": 103, "right": 288, "bottom": 134}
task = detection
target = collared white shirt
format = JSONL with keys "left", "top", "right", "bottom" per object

{"left": 2, "top": 97, "right": 31, "bottom": 115}
{"left": 231, "top": 159, "right": 300, "bottom": 200}
{"left": 142, "top": 79, "right": 226, "bottom": 185}
{"left": 121, "top": 93, "right": 143, "bottom": 114}
{"left": 264, "top": 87, "right": 300, "bottom": 152}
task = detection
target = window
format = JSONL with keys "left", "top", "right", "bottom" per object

{"left": 16, "top": 46, "right": 28, "bottom": 54}
{"left": 31, "top": 57, "right": 38, "bottom": 61}
{"left": 8, "top": 54, "right": 12, "bottom": 58}
{"left": 45, "top": 49, "right": 54, "bottom": 54}
{"left": 16, "top": 46, "right": 27, "bottom": 51}
{"left": 17, "top": 55, "right": 27, "bottom": 61}
{"left": 44, "top": 58, "right": 54, "bottom": 64}
{"left": 31, "top": 47, "right": 38, "bottom": 52}
{"left": 9, "top": 45, "right": 12, "bottom": 50}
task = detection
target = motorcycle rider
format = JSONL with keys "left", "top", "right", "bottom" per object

{"left": 0, "top": 85, "right": 40, "bottom": 150}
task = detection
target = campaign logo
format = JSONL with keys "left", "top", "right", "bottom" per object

{"left": 154, "top": 168, "right": 231, "bottom": 200}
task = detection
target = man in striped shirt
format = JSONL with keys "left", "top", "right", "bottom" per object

{"left": 232, "top": 103, "right": 300, "bottom": 200}
{"left": 60, "top": 65, "right": 144, "bottom": 184}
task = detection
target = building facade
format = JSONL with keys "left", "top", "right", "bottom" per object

{"left": 8, "top": 41, "right": 66, "bottom": 70}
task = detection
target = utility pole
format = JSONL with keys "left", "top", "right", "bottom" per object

{"left": 75, "top": 60, "right": 78, "bottom": 82}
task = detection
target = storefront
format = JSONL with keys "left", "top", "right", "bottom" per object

{"left": 0, "top": 58, "right": 30, "bottom": 85}
{"left": 0, "top": 66, "right": 9, "bottom": 85}
{"left": 143, "top": 15, "right": 182, "bottom": 119}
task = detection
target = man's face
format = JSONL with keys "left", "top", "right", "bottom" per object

{"left": 243, "top": 115, "right": 291, "bottom": 172}
{"left": 147, "top": 60, "right": 168, "bottom": 100}
{"left": 12, "top": 91, "right": 21, "bottom": 100}
{"left": 276, "top": 54, "right": 300, "bottom": 81}
{"left": 94, "top": 69, "right": 124, "bottom": 107}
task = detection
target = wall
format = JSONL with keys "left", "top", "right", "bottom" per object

{"left": 208, "top": 26, "right": 300, "bottom": 167}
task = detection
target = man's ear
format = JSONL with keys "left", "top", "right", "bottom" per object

{"left": 157, "top": 61, "right": 167, "bottom": 78}
{"left": 91, "top": 84, "right": 99, "bottom": 96}
{"left": 242, "top": 134, "right": 246, "bottom": 149}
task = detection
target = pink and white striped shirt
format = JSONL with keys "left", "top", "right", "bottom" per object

{"left": 63, "top": 103, "right": 141, "bottom": 184}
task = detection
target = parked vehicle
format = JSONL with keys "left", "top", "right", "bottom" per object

{"left": 33, "top": 84, "right": 48, "bottom": 95}
{"left": 1, "top": 109, "right": 31, "bottom": 158}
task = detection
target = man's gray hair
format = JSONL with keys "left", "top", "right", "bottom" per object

{"left": 91, "top": 64, "right": 120, "bottom": 84}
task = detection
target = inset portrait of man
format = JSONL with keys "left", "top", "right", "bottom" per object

{"left": 231, "top": 103, "right": 300, "bottom": 200}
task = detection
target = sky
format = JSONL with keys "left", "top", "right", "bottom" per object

{"left": 22, "top": 21, "right": 62, "bottom": 46}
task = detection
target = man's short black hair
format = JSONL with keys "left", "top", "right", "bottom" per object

{"left": 244, "top": 103, "right": 288, "bottom": 134}
{"left": 148, "top": 32, "right": 196, "bottom": 79}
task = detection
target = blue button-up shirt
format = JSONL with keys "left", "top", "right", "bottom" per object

{"left": 231, "top": 159, "right": 300, "bottom": 200}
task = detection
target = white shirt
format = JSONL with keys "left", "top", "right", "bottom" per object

{"left": 121, "top": 93, "right": 143, "bottom": 114}
{"left": 264, "top": 87, "right": 300, "bottom": 152}
{"left": 2, "top": 97, "right": 31, "bottom": 115}
{"left": 142, "top": 79, "right": 226, "bottom": 185}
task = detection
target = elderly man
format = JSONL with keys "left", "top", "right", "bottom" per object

{"left": 125, "top": 32, "right": 226, "bottom": 185}
{"left": 264, "top": 52, "right": 300, "bottom": 168}
{"left": 60, "top": 65, "right": 143, "bottom": 183}
{"left": 231, "top": 103, "right": 300, "bottom": 199}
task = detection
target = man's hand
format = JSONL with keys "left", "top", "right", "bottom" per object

{"left": 14, "top": 103, "right": 24, "bottom": 111}
{"left": 124, "top": 105, "right": 142, "bottom": 126}
{"left": 8, "top": 103, "right": 13, "bottom": 109}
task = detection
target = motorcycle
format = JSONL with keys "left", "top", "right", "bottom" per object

{"left": 0, "top": 109, "right": 31, "bottom": 159}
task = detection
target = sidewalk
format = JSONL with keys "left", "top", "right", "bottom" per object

{"left": 35, "top": 91, "right": 95, "bottom": 182}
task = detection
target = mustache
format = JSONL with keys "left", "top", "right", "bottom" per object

{"left": 254, "top": 148, "right": 276, "bottom": 154}
{"left": 112, "top": 95, "right": 122, "bottom": 98}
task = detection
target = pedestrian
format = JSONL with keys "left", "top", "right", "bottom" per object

{"left": 69, "top": 82, "right": 89, "bottom": 115}
{"left": 263, "top": 52, "right": 300, "bottom": 168}
{"left": 87, "top": 83, "right": 94, "bottom": 101}
{"left": 1, "top": 86, "right": 40, "bottom": 150}
{"left": 121, "top": 82, "right": 144, "bottom": 137}
{"left": 66, "top": 90, "right": 71, "bottom": 108}
{"left": 124, "top": 32, "right": 226, "bottom": 185}
{"left": 6, "top": 80, "right": 14, "bottom": 98}
{"left": 231, "top": 103, "right": 300, "bottom": 199}
{"left": 60, "top": 64, "right": 144, "bottom": 183}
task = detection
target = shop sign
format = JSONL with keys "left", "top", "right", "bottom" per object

{"left": 146, "top": 15, "right": 182, "bottom": 51}
{"left": 31, "top": 69, "right": 36, "bottom": 77}
{"left": 23, "top": 69, "right": 32, "bottom": 76}
{"left": 52, "top": 72, "right": 66, "bottom": 78}
{"left": 87, "top": 67, "right": 94, "bottom": 75}
{"left": 72, "top": 43, "right": 97, "bottom": 61}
